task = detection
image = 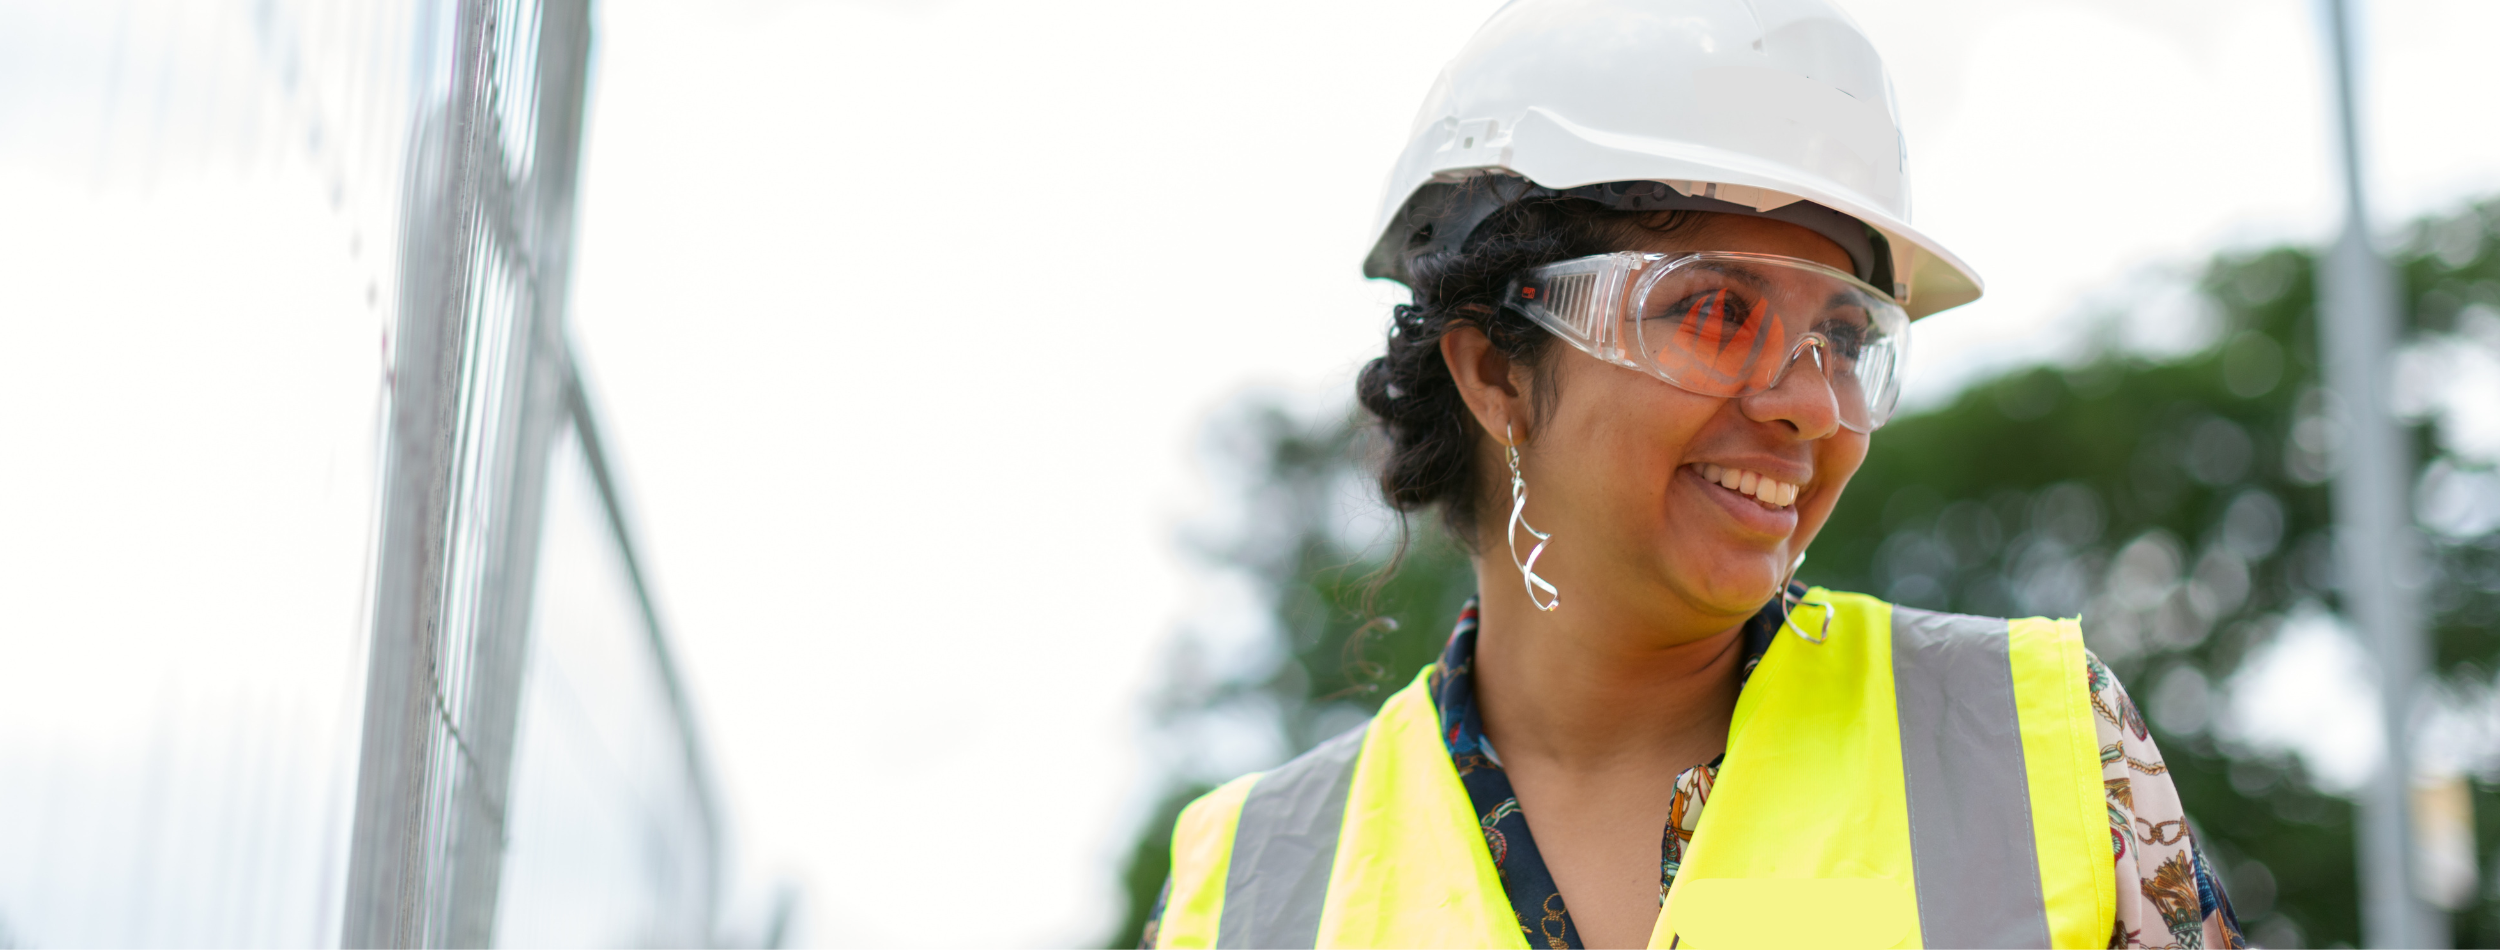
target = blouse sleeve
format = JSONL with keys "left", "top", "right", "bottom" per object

{"left": 2088, "top": 650, "right": 2246, "bottom": 949}
{"left": 1137, "top": 876, "right": 1169, "bottom": 949}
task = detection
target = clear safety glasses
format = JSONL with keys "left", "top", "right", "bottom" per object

{"left": 1504, "top": 251, "right": 1911, "bottom": 432}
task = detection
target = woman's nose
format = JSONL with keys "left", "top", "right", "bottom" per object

{"left": 1740, "top": 340, "right": 1843, "bottom": 439}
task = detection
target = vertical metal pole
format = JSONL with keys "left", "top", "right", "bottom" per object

{"left": 2318, "top": 1, "right": 2444, "bottom": 946}
{"left": 342, "top": 0, "right": 594, "bottom": 944}
{"left": 341, "top": 2, "right": 497, "bottom": 942}
{"left": 438, "top": 2, "right": 592, "bottom": 943}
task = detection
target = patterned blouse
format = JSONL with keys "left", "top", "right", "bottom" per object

{"left": 1142, "top": 593, "right": 2245, "bottom": 949}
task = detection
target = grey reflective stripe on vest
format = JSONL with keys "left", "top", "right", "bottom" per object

{"left": 1217, "top": 723, "right": 1368, "bottom": 949}
{"left": 1890, "top": 606, "right": 2054, "bottom": 949}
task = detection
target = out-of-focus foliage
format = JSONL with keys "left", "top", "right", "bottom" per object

{"left": 1111, "top": 199, "right": 2500, "bottom": 948}
{"left": 1107, "top": 406, "right": 1477, "bottom": 948}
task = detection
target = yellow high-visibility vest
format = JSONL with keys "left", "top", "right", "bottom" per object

{"left": 1155, "top": 589, "right": 2115, "bottom": 949}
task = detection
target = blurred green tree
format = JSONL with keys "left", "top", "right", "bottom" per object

{"left": 1110, "top": 199, "right": 2500, "bottom": 948}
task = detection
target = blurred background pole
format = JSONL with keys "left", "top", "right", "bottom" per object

{"left": 2318, "top": 0, "right": 2444, "bottom": 945}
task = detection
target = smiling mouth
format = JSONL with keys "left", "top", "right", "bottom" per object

{"left": 1696, "top": 463, "right": 1801, "bottom": 508}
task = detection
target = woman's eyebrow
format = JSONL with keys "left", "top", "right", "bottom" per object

{"left": 1689, "top": 262, "right": 1774, "bottom": 294}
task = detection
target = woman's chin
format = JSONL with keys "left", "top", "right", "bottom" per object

{"left": 1654, "top": 561, "right": 1788, "bottom": 619}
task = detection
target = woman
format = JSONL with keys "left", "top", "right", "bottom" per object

{"left": 1146, "top": 1, "right": 2240, "bottom": 947}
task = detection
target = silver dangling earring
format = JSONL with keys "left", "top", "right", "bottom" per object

{"left": 1777, "top": 551, "right": 1832, "bottom": 643}
{"left": 1505, "top": 423, "right": 1560, "bottom": 612}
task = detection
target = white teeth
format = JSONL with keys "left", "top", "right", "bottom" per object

{"left": 1696, "top": 464, "right": 1801, "bottom": 509}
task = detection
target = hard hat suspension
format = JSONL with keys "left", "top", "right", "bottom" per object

{"left": 1368, "top": 175, "right": 1894, "bottom": 297}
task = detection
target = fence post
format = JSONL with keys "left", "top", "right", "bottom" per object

{"left": 341, "top": 1, "right": 593, "bottom": 944}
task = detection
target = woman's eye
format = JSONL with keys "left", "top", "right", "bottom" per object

{"left": 1815, "top": 316, "right": 1869, "bottom": 358}
{"left": 1655, "top": 289, "right": 1759, "bottom": 330}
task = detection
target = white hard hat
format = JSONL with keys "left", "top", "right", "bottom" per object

{"left": 1363, "top": 0, "right": 1982, "bottom": 319}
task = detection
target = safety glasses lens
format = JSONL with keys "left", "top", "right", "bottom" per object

{"left": 1629, "top": 256, "right": 1906, "bottom": 429}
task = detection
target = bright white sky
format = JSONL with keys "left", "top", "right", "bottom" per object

{"left": 561, "top": 0, "right": 2500, "bottom": 945}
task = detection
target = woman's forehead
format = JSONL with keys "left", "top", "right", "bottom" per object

{"left": 1623, "top": 213, "right": 1854, "bottom": 273}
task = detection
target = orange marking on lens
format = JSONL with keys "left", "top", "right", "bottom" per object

{"left": 1746, "top": 313, "right": 1789, "bottom": 390}
{"left": 1705, "top": 297, "right": 1766, "bottom": 381}
{"left": 1659, "top": 291, "right": 1731, "bottom": 390}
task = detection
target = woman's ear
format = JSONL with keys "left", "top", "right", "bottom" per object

{"left": 1440, "top": 325, "right": 1528, "bottom": 444}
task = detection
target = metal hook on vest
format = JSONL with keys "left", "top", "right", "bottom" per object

{"left": 1777, "top": 551, "right": 1832, "bottom": 644}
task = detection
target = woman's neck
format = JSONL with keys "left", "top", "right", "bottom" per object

{"left": 1465, "top": 560, "right": 1753, "bottom": 948}
{"left": 1468, "top": 566, "right": 1751, "bottom": 774}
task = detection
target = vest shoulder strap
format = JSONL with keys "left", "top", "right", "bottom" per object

{"left": 1221, "top": 723, "right": 1368, "bottom": 948}
{"left": 1891, "top": 604, "right": 2058, "bottom": 947}
{"left": 1160, "top": 669, "right": 1520, "bottom": 949}
{"left": 1888, "top": 603, "right": 2113, "bottom": 948}
{"left": 1158, "top": 773, "right": 1256, "bottom": 949}
{"left": 1318, "top": 676, "right": 1521, "bottom": 948}
{"left": 1158, "top": 723, "right": 1367, "bottom": 949}
{"left": 2007, "top": 613, "right": 2118, "bottom": 949}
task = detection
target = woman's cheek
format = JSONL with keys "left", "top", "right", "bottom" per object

{"left": 1799, "top": 437, "right": 1870, "bottom": 540}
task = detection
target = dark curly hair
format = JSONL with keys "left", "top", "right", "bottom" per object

{"left": 1355, "top": 190, "right": 1704, "bottom": 546}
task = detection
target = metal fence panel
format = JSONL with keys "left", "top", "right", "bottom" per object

{"left": 0, "top": 0, "right": 424, "bottom": 943}
{"left": 495, "top": 384, "right": 723, "bottom": 947}
{"left": 0, "top": 2, "right": 728, "bottom": 943}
